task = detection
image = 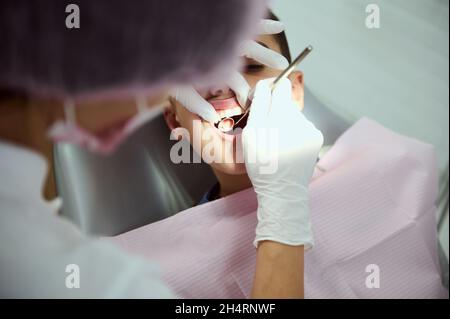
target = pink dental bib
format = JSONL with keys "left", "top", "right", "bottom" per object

{"left": 110, "top": 118, "right": 448, "bottom": 298}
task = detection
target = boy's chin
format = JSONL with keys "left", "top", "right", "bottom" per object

{"left": 212, "top": 162, "right": 247, "bottom": 175}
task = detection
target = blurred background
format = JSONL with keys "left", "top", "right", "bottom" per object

{"left": 271, "top": 0, "right": 449, "bottom": 259}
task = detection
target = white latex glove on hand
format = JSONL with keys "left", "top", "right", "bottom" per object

{"left": 170, "top": 87, "right": 221, "bottom": 123}
{"left": 242, "top": 78, "right": 324, "bottom": 248}
{"left": 228, "top": 19, "right": 290, "bottom": 107}
{"left": 171, "top": 20, "right": 289, "bottom": 123}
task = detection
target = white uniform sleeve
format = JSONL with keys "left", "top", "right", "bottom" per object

{"left": 0, "top": 199, "right": 173, "bottom": 298}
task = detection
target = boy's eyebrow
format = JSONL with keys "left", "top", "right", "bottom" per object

{"left": 256, "top": 41, "right": 269, "bottom": 49}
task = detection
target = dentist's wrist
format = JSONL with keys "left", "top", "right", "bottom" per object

{"left": 254, "top": 203, "right": 314, "bottom": 249}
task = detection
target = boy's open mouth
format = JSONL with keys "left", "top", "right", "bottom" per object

{"left": 208, "top": 95, "right": 243, "bottom": 119}
{"left": 208, "top": 95, "right": 248, "bottom": 134}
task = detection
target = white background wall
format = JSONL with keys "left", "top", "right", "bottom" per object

{"left": 271, "top": 0, "right": 449, "bottom": 257}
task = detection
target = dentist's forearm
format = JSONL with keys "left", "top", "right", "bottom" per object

{"left": 251, "top": 241, "right": 304, "bottom": 299}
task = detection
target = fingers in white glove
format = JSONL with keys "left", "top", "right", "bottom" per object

{"left": 240, "top": 41, "right": 289, "bottom": 70}
{"left": 242, "top": 76, "right": 323, "bottom": 249}
{"left": 170, "top": 87, "right": 220, "bottom": 123}
{"left": 270, "top": 77, "right": 295, "bottom": 114}
{"left": 226, "top": 19, "right": 289, "bottom": 109}
{"left": 271, "top": 77, "right": 324, "bottom": 147}
{"left": 246, "top": 78, "right": 276, "bottom": 127}
{"left": 171, "top": 19, "right": 289, "bottom": 123}
{"left": 258, "top": 19, "right": 285, "bottom": 35}
{"left": 227, "top": 72, "right": 251, "bottom": 109}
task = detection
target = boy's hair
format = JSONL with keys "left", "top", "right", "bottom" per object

{"left": 268, "top": 11, "right": 292, "bottom": 64}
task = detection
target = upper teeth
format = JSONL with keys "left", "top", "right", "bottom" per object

{"left": 217, "top": 107, "right": 243, "bottom": 119}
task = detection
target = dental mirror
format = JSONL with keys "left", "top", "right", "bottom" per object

{"left": 217, "top": 117, "right": 235, "bottom": 133}
{"left": 215, "top": 112, "right": 249, "bottom": 133}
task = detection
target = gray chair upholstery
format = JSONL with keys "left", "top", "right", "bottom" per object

{"left": 54, "top": 116, "right": 217, "bottom": 236}
{"left": 302, "top": 87, "right": 349, "bottom": 146}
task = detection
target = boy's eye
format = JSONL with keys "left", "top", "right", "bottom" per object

{"left": 244, "top": 64, "right": 265, "bottom": 73}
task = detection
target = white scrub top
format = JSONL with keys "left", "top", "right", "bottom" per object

{"left": 0, "top": 141, "right": 173, "bottom": 298}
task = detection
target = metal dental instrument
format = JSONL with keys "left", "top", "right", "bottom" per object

{"left": 217, "top": 45, "right": 313, "bottom": 132}
{"left": 233, "top": 45, "right": 313, "bottom": 130}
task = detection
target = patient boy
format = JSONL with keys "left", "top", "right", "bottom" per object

{"left": 164, "top": 12, "right": 304, "bottom": 203}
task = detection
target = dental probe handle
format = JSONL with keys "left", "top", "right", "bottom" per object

{"left": 232, "top": 46, "right": 314, "bottom": 129}
{"left": 270, "top": 45, "right": 313, "bottom": 91}
{"left": 242, "top": 45, "right": 313, "bottom": 112}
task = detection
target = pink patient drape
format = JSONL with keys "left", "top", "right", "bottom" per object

{"left": 110, "top": 118, "right": 448, "bottom": 298}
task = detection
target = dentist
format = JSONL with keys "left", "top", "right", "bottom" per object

{"left": 0, "top": 0, "right": 322, "bottom": 298}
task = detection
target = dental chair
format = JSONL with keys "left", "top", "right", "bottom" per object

{"left": 53, "top": 87, "right": 448, "bottom": 288}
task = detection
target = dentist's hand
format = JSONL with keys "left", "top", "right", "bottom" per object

{"left": 171, "top": 20, "right": 289, "bottom": 123}
{"left": 170, "top": 87, "right": 221, "bottom": 123}
{"left": 242, "top": 78, "right": 323, "bottom": 248}
{"left": 228, "top": 19, "right": 289, "bottom": 107}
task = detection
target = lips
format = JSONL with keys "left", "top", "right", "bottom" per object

{"left": 209, "top": 96, "right": 240, "bottom": 110}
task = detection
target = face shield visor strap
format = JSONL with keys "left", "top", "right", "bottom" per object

{"left": 48, "top": 94, "right": 165, "bottom": 154}
{"left": 47, "top": 98, "right": 101, "bottom": 151}
{"left": 135, "top": 94, "right": 148, "bottom": 114}
{"left": 122, "top": 94, "right": 164, "bottom": 135}
{"left": 63, "top": 98, "right": 77, "bottom": 125}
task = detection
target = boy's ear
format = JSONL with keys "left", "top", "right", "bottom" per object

{"left": 289, "top": 71, "right": 304, "bottom": 111}
{"left": 163, "top": 101, "right": 181, "bottom": 130}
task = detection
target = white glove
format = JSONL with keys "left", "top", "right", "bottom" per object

{"left": 170, "top": 86, "right": 221, "bottom": 123}
{"left": 228, "top": 19, "right": 290, "bottom": 107}
{"left": 171, "top": 20, "right": 289, "bottom": 123}
{"left": 242, "top": 78, "right": 324, "bottom": 248}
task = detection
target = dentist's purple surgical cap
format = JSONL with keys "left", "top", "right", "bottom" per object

{"left": 0, "top": 0, "right": 266, "bottom": 100}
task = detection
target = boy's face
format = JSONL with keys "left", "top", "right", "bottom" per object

{"left": 164, "top": 34, "right": 305, "bottom": 176}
